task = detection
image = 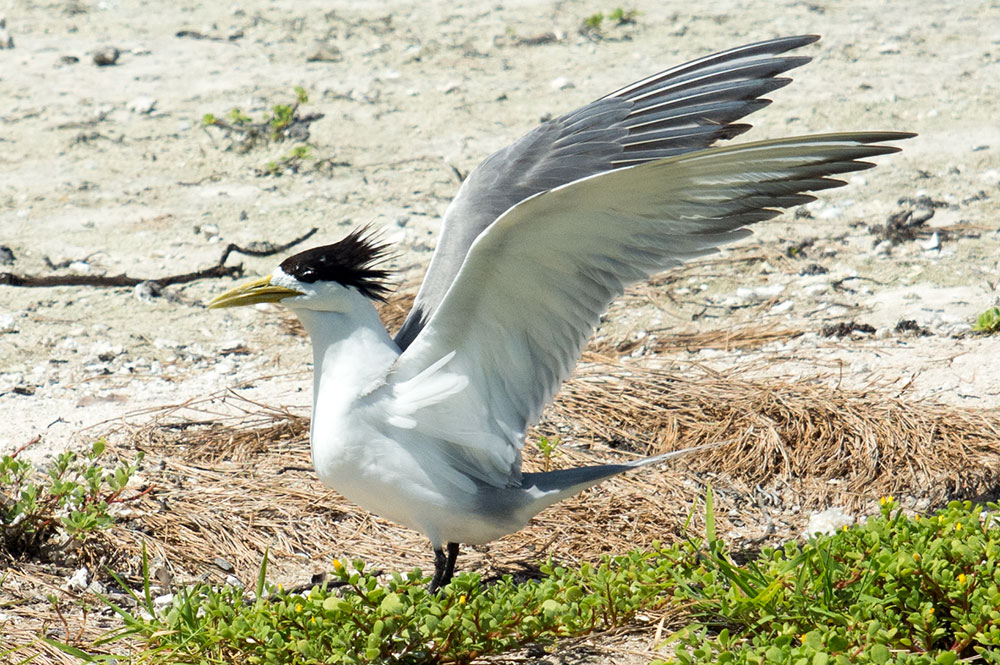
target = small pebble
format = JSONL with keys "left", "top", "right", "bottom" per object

{"left": 920, "top": 231, "right": 941, "bottom": 251}
{"left": 65, "top": 567, "right": 90, "bottom": 592}
{"left": 0, "top": 313, "right": 16, "bottom": 333}
{"left": 0, "top": 16, "right": 13, "bottom": 50}
{"left": 214, "top": 556, "right": 234, "bottom": 572}
{"left": 195, "top": 223, "right": 220, "bottom": 238}
{"left": 219, "top": 339, "right": 247, "bottom": 354}
{"left": 804, "top": 507, "right": 853, "bottom": 537}
{"left": 68, "top": 260, "right": 91, "bottom": 274}
{"left": 93, "top": 46, "right": 120, "bottom": 66}
{"left": 154, "top": 566, "right": 173, "bottom": 588}
{"left": 735, "top": 283, "right": 785, "bottom": 302}
{"left": 134, "top": 281, "right": 162, "bottom": 301}
{"left": 306, "top": 41, "right": 342, "bottom": 62}
{"left": 770, "top": 299, "right": 794, "bottom": 314}
{"left": 550, "top": 76, "right": 574, "bottom": 90}
{"left": 127, "top": 96, "right": 157, "bottom": 114}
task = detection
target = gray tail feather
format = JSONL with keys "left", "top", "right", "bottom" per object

{"left": 520, "top": 439, "right": 727, "bottom": 500}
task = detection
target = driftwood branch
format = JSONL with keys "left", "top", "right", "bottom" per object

{"left": 0, "top": 228, "right": 318, "bottom": 288}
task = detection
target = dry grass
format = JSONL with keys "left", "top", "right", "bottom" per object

{"left": 542, "top": 357, "right": 1000, "bottom": 508}
{"left": 590, "top": 325, "right": 803, "bottom": 355}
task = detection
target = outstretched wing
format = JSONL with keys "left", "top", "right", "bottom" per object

{"left": 393, "top": 35, "right": 820, "bottom": 349}
{"left": 388, "top": 132, "right": 914, "bottom": 488}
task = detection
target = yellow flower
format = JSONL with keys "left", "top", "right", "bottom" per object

{"left": 310, "top": 616, "right": 317, "bottom": 624}
{"left": 913, "top": 552, "right": 920, "bottom": 561}
{"left": 955, "top": 522, "right": 962, "bottom": 531}
{"left": 296, "top": 603, "right": 303, "bottom": 612}
{"left": 332, "top": 559, "right": 345, "bottom": 573}
{"left": 958, "top": 574, "right": 967, "bottom": 584}
{"left": 459, "top": 594, "right": 467, "bottom": 604}
{"left": 928, "top": 607, "right": 935, "bottom": 615}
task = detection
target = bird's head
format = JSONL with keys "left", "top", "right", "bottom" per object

{"left": 208, "top": 227, "right": 392, "bottom": 313}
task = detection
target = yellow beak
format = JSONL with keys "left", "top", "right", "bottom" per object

{"left": 207, "top": 275, "right": 304, "bottom": 309}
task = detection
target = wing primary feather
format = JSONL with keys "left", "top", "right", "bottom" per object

{"left": 626, "top": 77, "right": 792, "bottom": 116}
{"left": 601, "top": 36, "right": 818, "bottom": 101}
{"left": 620, "top": 58, "right": 810, "bottom": 108}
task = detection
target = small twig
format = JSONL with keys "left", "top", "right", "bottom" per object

{"left": 44, "top": 251, "right": 105, "bottom": 270}
{"left": 278, "top": 573, "right": 349, "bottom": 598}
{"left": 50, "top": 596, "right": 72, "bottom": 643}
{"left": 830, "top": 275, "right": 890, "bottom": 294}
{"left": 11, "top": 435, "right": 41, "bottom": 458}
{"left": 216, "top": 227, "right": 318, "bottom": 262}
{"left": 177, "top": 173, "right": 224, "bottom": 186}
{"left": 276, "top": 466, "right": 314, "bottom": 474}
{"left": 106, "top": 484, "right": 157, "bottom": 505}
{"left": 0, "top": 228, "right": 318, "bottom": 289}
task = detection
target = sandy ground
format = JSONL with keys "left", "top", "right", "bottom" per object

{"left": 1, "top": 0, "right": 999, "bottom": 657}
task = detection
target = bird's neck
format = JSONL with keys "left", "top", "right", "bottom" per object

{"left": 293, "top": 300, "right": 400, "bottom": 399}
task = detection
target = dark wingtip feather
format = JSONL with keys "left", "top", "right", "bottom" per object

{"left": 279, "top": 226, "right": 394, "bottom": 301}
{"left": 778, "top": 34, "right": 821, "bottom": 50}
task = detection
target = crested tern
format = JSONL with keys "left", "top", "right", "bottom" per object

{"left": 210, "top": 35, "right": 913, "bottom": 590}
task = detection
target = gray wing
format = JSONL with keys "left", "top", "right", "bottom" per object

{"left": 394, "top": 34, "right": 820, "bottom": 349}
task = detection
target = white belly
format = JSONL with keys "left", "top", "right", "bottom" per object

{"left": 310, "top": 403, "right": 527, "bottom": 547}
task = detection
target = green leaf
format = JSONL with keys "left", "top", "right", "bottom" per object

{"left": 380, "top": 592, "right": 403, "bottom": 614}
{"left": 254, "top": 548, "right": 269, "bottom": 608}
{"left": 323, "top": 597, "right": 346, "bottom": 612}
{"left": 869, "top": 644, "right": 890, "bottom": 664}
{"left": 705, "top": 482, "right": 716, "bottom": 544}
{"left": 972, "top": 306, "right": 1000, "bottom": 333}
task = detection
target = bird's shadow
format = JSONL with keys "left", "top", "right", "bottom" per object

{"left": 477, "top": 559, "right": 547, "bottom": 587}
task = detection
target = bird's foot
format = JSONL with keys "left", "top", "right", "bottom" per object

{"left": 427, "top": 542, "right": 460, "bottom": 593}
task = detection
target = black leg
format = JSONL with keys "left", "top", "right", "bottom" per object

{"left": 428, "top": 543, "right": 460, "bottom": 593}
{"left": 429, "top": 547, "right": 447, "bottom": 592}
{"left": 442, "top": 542, "right": 459, "bottom": 585}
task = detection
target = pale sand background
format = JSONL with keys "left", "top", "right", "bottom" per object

{"left": 1, "top": 2, "right": 998, "bottom": 465}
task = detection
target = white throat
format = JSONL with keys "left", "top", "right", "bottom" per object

{"left": 291, "top": 293, "right": 400, "bottom": 401}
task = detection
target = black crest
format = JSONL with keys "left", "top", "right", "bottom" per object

{"left": 279, "top": 226, "right": 393, "bottom": 301}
